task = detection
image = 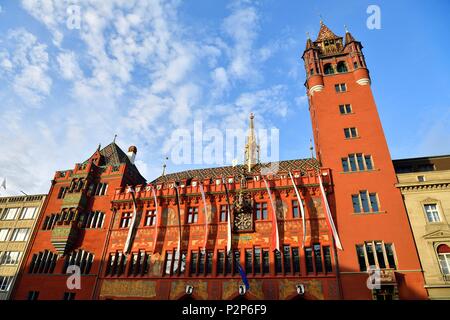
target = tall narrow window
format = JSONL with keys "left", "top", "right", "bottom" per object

{"left": 360, "top": 191, "right": 370, "bottom": 212}
{"left": 344, "top": 128, "right": 358, "bottom": 139}
{"left": 342, "top": 158, "right": 350, "bottom": 172}
{"left": 356, "top": 245, "right": 367, "bottom": 271}
{"left": 349, "top": 154, "right": 357, "bottom": 171}
{"left": 262, "top": 249, "right": 270, "bottom": 274}
{"left": 283, "top": 245, "right": 292, "bottom": 273}
{"left": 305, "top": 247, "right": 314, "bottom": 273}
{"left": 364, "top": 155, "right": 373, "bottom": 170}
{"left": 165, "top": 251, "right": 173, "bottom": 275}
{"left": 292, "top": 200, "right": 299, "bottom": 218}
{"left": 437, "top": 245, "right": 450, "bottom": 275}
{"left": 225, "top": 251, "right": 232, "bottom": 274}
{"left": 198, "top": 251, "right": 205, "bottom": 274}
{"left": 352, "top": 195, "right": 361, "bottom": 213}
{"left": 352, "top": 191, "right": 380, "bottom": 213}
{"left": 313, "top": 244, "right": 323, "bottom": 273}
{"left": 339, "top": 104, "right": 352, "bottom": 114}
{"left": 356, "top": 154, "right": 365, "bottom": 170}
{"left": 0, "top": 276, "right": 13, "bottom": 292}
{"left": 369, "top": 193, "right": 379, "bottom": 212}
{"left": 323, "top": 246, "right": 333, "bottom": 272}
{"left": 384, "top": 243, "right": 397, "bottom": 269}
{"left": 365, "top": 242, "right": 376, "bottom": 267}
{"left": 245, "top": 249, "right": 253, "bottom": 274}
{"left": 219, "top": 205, "right": 228, "bottom": 222}
{"left": 275, "top": 250, "right": 282, "bottom": 274}
{"left": 254, "top": 248, "right": 261, "bottom": 274}
{"left": 190, "top": 252, "right": 198, "bottom": 275}
{"left": 292, "top": 247, "right": 300, "bottom": 273}
{"left": 217, "top": 251, "right": 225, "bottom": 275}
{"left": 375, "top": 242, "right": 386, "bottom": 269}
{"left": 206, "top": 251, "right": 213, "bottom": 275}
{"left": 233, "top": 250, "right": 240, "bottom": 274}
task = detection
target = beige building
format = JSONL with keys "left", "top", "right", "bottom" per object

{"left": 0, "top": 194, "right": 46, "bottom": 300}
{"left": 395, "top": 155, "right": 450, "bottom": 299}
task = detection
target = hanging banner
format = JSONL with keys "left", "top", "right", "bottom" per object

{"left": 199, "top": 183, "right": 209, "bottom": 251}
{"left": 222, "top": 177, "right": 232, "bottom": 254}
{"left": 124, "top": 186, "right": 141, "bottom": 254}
{"left": 288, "top": 171, "right": 307, "bottom": 248}
{"left": 174, "top": 184, "right": 182, "bottom": 257}
{"left": 151, "top": 186, "right": 159, "bottom": 253}
{"left": 263, "top": 177, "right": 280, "bottom": 252}
{"left": 318, "top": 173, "right": 343, "bottom": 250}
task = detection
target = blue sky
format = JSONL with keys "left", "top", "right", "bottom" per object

{"left": 0, "top": 0, "right": 449, "bottom": 196}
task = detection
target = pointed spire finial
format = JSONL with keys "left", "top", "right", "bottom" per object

{"left": 309, "top": 138, "right": 314, "bottom": 159}
{"left": 97, "top": 143, "right": 101, "bottom": 151}
{"left": 319, "top": 14, "right": 324, "bottom": 25}
{"left": 344, "top": 24, "right": 349, "bottom": 33}
{"left": 162, "top": 156, "right": 168, "bottom": 176}
{"left": 244, "top": 112, "right": 259, "bottom": 172}
{"left": 113, "top": 134, "right": 117, "bottom": 143}
{"left": 306, "top": 31, "right": 310, "bottom": 39}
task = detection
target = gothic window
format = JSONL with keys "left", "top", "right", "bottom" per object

{"left": 337, "top": 61, "right": 348, "bottom": 73}
{"left": 28, "top": 250, "right": 57, "bottom": 273}
{"left": 63, "top": 249, "right": 94, "bottom": 274}
{"left": 324, "top": 63, "right": 334, "bottom": 75}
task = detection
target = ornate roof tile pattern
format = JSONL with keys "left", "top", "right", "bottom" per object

{"left": 315, "top": 23, "right": 341, "bottom": 42}
{"left": 152, "top": 158, "right": 321, "bottom": 183}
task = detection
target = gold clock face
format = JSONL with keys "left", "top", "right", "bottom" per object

{"left": 234, "top": 213, "right": 252, "bottom": 231}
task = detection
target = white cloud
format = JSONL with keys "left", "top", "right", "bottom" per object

{"left": 57, "top": 51, "right": 82, "bottom": 80}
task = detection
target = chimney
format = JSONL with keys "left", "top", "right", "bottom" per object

{"left": 127, "top": 146, "right": 137, "bottom": 164}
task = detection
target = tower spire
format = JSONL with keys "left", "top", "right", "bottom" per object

{"left": 244, "top": 113, "right": 259, "bottom": 172}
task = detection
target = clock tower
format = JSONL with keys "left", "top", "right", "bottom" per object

{"left": 303, "top": 22, "right": 427, "bottom": 299}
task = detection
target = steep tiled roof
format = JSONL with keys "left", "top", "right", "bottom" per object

{"left": 152, "top": 158, "right": 320, "bottom": 183}
{"left": 98, "top": 142, "right": 132, "bottom": 166}
{"left": 344, "top": 31, "right": 357, "bottom": 46}
{"left": 315, "top": 23, "right": 340, "bottom": 42}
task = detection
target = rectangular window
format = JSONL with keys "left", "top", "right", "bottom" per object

{"left": 292, "top": 247, "right": 300, "bottom": 273}
{"left": 262, "top": 249, "right": 270, "bottom": 274}
{"left": 164, "top": 251, "right": 173, "bottom": 275}
{"left": 19, "top": 207, "right": 37, "bottom": 220}
{"left": 1, "top": 208, "right": 19, "bottom": 220}
{"left": 335, "top": 83, "right": 347, "bottom": 92}
{"left": 344, "top": 128, "right": 358, "bottom": 139}
{"left": 180, "top": 251, "right": 186, "bottom": 274}
{"left": 233, "top": 250, "right": 240, "bottom": 274}
{"left": 356, "top": 242, "right": 396, "bottom": 271}
{"left": 339, "top": 104, "right": 352, "bottom": 114}
{"left": 352, "top": 191, "right": 380, "bottom": 213}
{"left": 9, "top": 228, "right": 30, "bottom": 241}
{"left": 255, "top": 202, "right": 268, "bottom": 220}
{"left": 0, "top": 276, "right": 13, "bottom": 292}
{"left": 245, "top": 249, "right": 253, "bottom": 274}
{"left": 144, "top": 210, "right": 157, "bottom": 226}
{"left": 120, "top": 212, "right": 132, "bottom": 228}
{"left": 283, "top": 245, "right": 292, "bottom": 273}
{"left": 94, "top": 183, "right": 108, "bottom": 196}
{"left": 58, "top": 186, "right": 68, "bottom": 199}
{"left": 0, "top": 251, "right": 22, "bottom": 265}
{"left": 187, "top": 207, "right": 199, "bottom": 224}
{"left": 275, "top": 250, "right": 282, "bottom": 274}
{"left": 217, "top": 251, "right": 225, "bottom": 275}
{"left": 198, "top": 251, "right": 205, "bottom": 274}
{"left": 313, "top": 244, "right": 323, "bottom": 273}
{"left": 356, "top": 245, "right": 367, "bottom": 271}
{"left": 323, "top": 246, "right": 333, "bottom": 272}
{"left": 81, "top": 211, "right": 105, "bottom": 228}
{"left": 364, "top": 155, "right": 373, "bottom": 170}
{"left": 424, "top": 204, "right": 440, "bottom": 222}
{"left": 190, "top": 252, "right": 198, "bottom": 275}
{"left": 356, "top": 154, "right": 365, "bottom": 170}
{"left": 225, "top": 251, "right": 232, "bottom": 274}
{"left": 172, "top": 250, "right": 180, "bottom": 274}
{"left": 254, "top": 248, "right": 261, "bottom": 274}
{"left": 348, "top": 154, "right": 357, "bottom": 171}
{"left": 342, "top": 158, "right": 350, "bottom": 172}
{"left": 292, "top": 200, "right": 299, "bottom": 218}
{"left": 305, "top": 247, "right": 314, "bottom": 273}
{"left": 0, "top": 229, "right": 10, "bottom": 241}
{"left": 206, "top": 251, "right": 213, "bottom": 275}
{"left": 219, "top": 205, "right": 228, "bottom": 222}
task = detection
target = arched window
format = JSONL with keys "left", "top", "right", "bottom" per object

{"left": 337, "top": 61, "right": 348, "bottom": 73}
{"left": 437, "top": 244, "right": 450, "bottom": 275}
{"left": 324, "top": 64, "right": 334, "bottom": 75}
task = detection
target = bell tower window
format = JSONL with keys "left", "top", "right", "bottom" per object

{"left": 324, "top": 63, "right": 334, "bottom": 75}
{"left": 337, "top": 61, "right": 348, "bottom": 73}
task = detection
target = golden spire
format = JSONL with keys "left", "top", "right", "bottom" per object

{"left": 244, "top": 113, "right": 259, "bottom": 172}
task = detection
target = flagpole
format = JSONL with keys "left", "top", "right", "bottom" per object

{"left": 174, "top": 183, "right": 182, "bottom": 261}
{"left": 151, "top": 186, "right": 159, "bottom": 253}
{"left": 222, "top": 177, "right": 232, "bottom": 254}
{"left": 262, "top": 176, "right": 280, "bottom": 252}
{"left": 199, "top": 183, "right": 209, "bottom": 251}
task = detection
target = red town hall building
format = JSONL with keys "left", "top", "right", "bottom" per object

{"left": 12, "top": 23, "right": 427, "bottom": 300}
